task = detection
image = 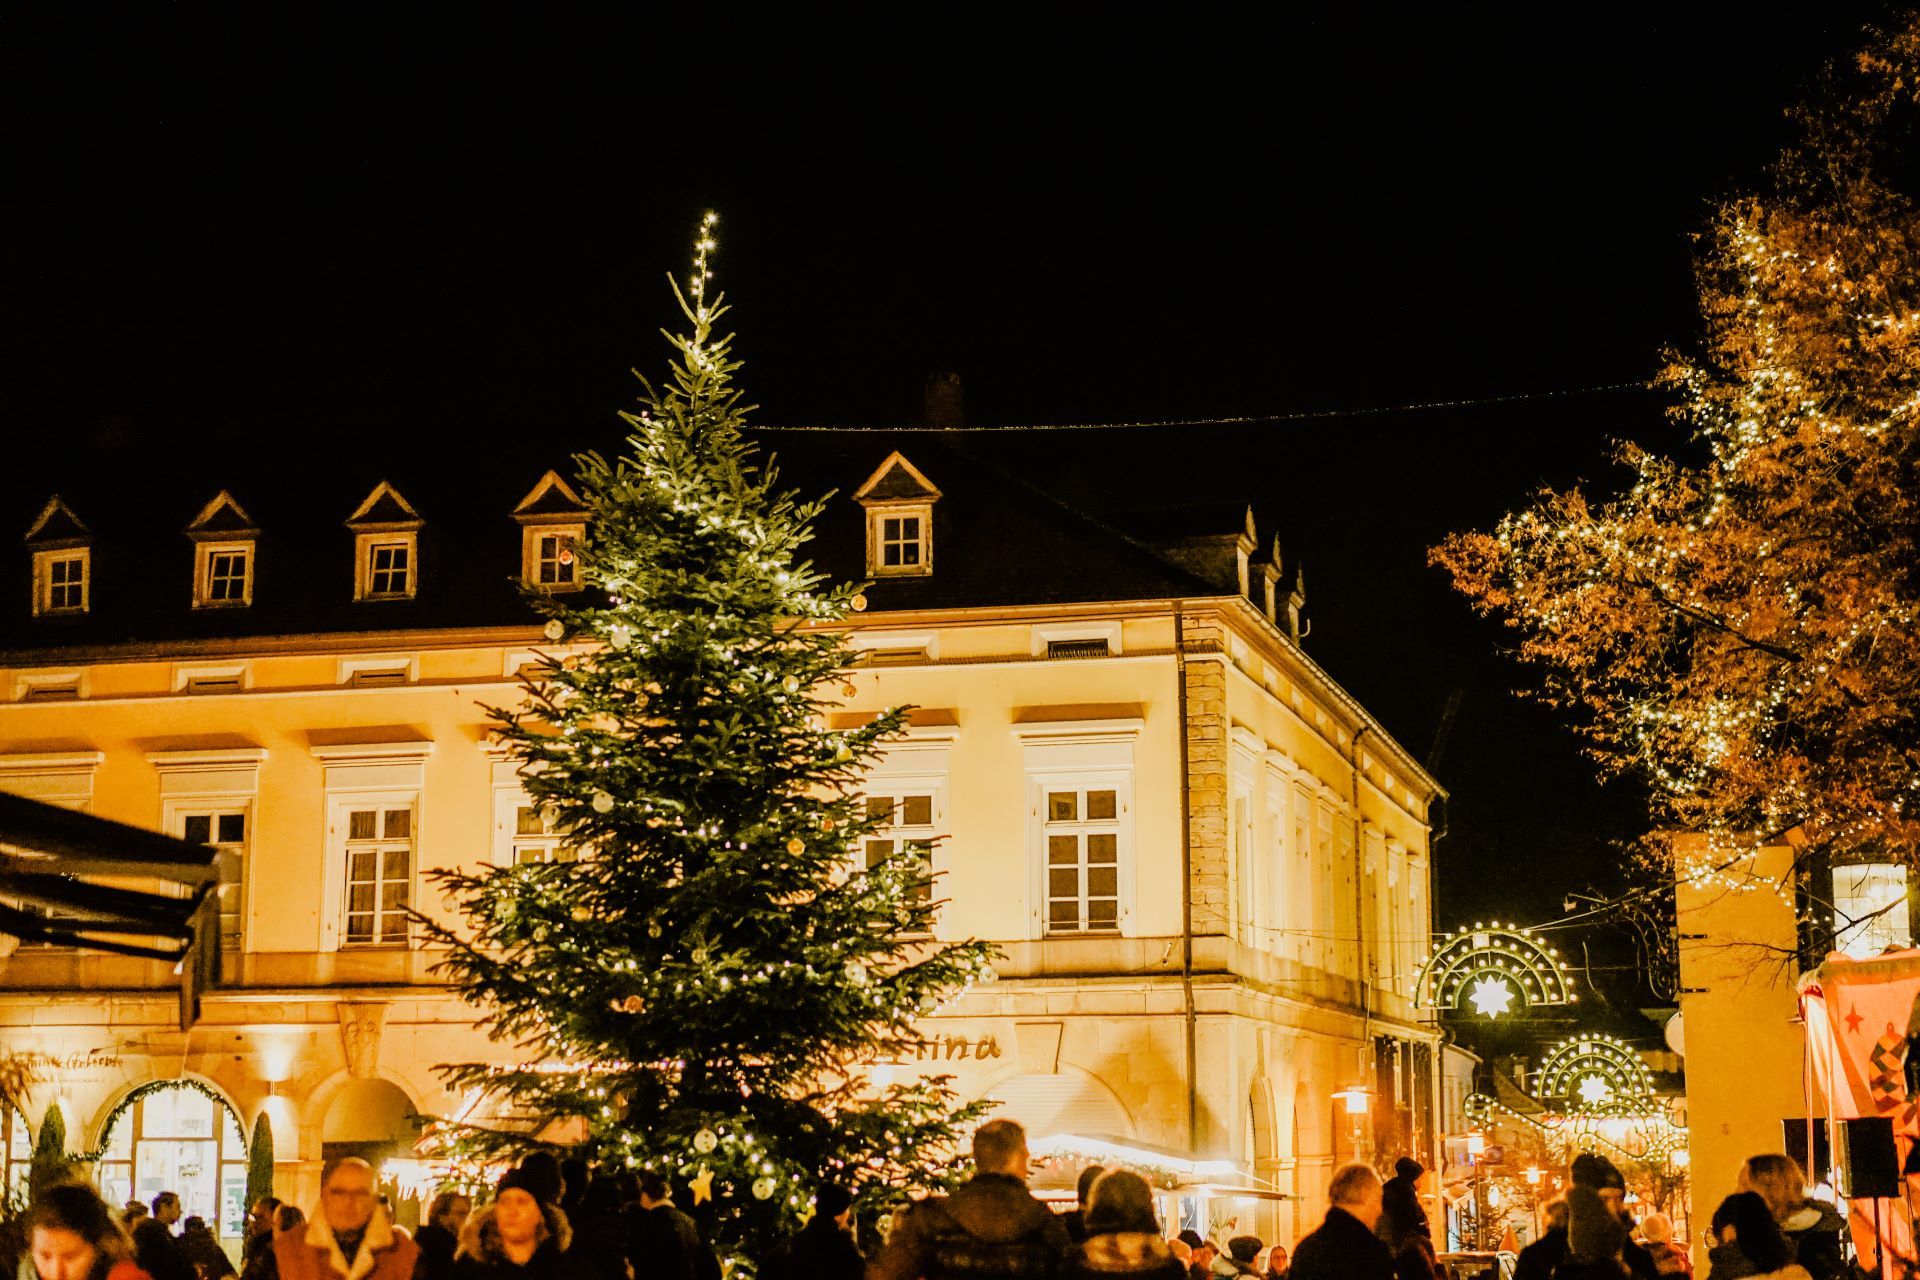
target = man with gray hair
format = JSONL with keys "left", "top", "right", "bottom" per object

{"left": 868, "top": 1118, "right": 1069, "bottom": 1280}
{"left": 1286, "top": 1163, "right": 1393, "bottom": 1280}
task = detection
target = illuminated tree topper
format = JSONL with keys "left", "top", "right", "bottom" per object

{"left": 1417, "top": 922, "right": 1575, "bottom": 1019}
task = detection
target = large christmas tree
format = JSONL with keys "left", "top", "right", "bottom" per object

{"left": 418, "top": 215, "right": 997, "bottom": 1262}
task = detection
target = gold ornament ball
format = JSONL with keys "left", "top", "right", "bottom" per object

{"left": 781, "top": 675, "right": 800, "bottom": 694}
{"left": 608, "top": 623, "right": 633, "bottom": 650}
{"left": 752, "top": 1177, "right": 777, "bottom": 1201}
{"left": 786, "top": 838, "right": 805, "bottom": 855}
{"left": 591, "top": 791, "right": 615, "bottom": 814}
{"left": 693, "top": 1128, "right": 719, "bottom": 1154}
{"left": 850, "top": 593, "right": 868, "bottom": 612}
{"left": 620, "top": 994, "right": 646, "bottom": 1014}
{"left": 571, "top": 907, "right": 591, "bottom": 922}
{"left": 543, "top": 619, "right": 566, "bottom": 641}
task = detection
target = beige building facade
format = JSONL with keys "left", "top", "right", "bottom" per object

{"left": 0, "top": 441, "right": 1443, "bottom": 1248}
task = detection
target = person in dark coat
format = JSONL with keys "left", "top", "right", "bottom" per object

{"left": 451, "top": 1169, "right": 573, "bottom": 1280}
{"left": 1552, "top": 1186, "right": 1632, "bottom": 1280}
{"left": 1056, "top": 1170, "right": 1183, "bottom": 1280}
{"left": 177, "top": 1217, "right": 234, "bottom": 1279}
{"left": 1379, "top": 1159, "right": 1430, "bottom": 1245}
{"left": 625, "top": 1171, "right": 707, "bottom": 1280}
{"left": 565, "top": 1177, "right": 629, "bottom": 1280}
{"left": 1286, "top": 1164, "right": 1393, "bottom": 1280}
{"left": 131, "top": 1193, "right": 193, "bottom": 1280}
{"left": 1060, "top": 1167, "right": 1106, "bottom": 1246}
{"left": 867, "top": 1119, "right": 1070, "bottom": 1280}
{"left": 1738, "top": 1156, "right": 1843, "bottom": 1280}
{"left": 412, "top": 1192, "right": 471, "bottom": 1280}
{"left": 1703, "top": 1192, "right": 1807, "bottom": 1280}
{"left": 762, "top": 1184, "right": 863, "bottom": 1280}
{"left": 1515, "top": 1197, "right": 1570, "bottom": 1280}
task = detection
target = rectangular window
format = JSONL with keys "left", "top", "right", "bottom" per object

{"left": 881, "top": 515, "right": 921, "bottom": 567}
{"left": 536, "top": 533, "right": 577, "bottom": 587}
{"left": 34, "top": 550, "right": 89, "bottom": 615}
{"left": 1044, "top": 785, "right": 1122, "bottom": 934}
{"left": 340, "top": 804, "right": 413, "bottom": 945}
{"left": 510, "top": 802, "right": 573, "bottom": 864}
{"left": 193, "top": 543, "right": 254, "bottom": 608}
{"left": 864, "top": 791, "right": 937, "bottom": 923}
{"left": 1835, "top": 862, "right": 1911, "bottom": 959}
{"left": 368, "top": 543, "right": 411, "bottom": 597}
{"left": 180, "top": 808, "right": 248, "bottom": 953}
{"left": 1315, "top": 801, "right": 1336, "bottom": 969}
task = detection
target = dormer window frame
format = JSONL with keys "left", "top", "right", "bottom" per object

{"left": 853, "top": 451, "right": 941, "bottom": 581}
{"left": 867, "top": 504, "right": 933, "bottom": 578}
{"left": 31, "top": 547, "right": 90, "bottom": 617}
{"left": 345, "top": 481, "right": 425, "bottom": 603}
{"left": 522, "top": 523, "right": 586, "bottom": 593}
{"left": 185, "top": 491, "right": 260, "bottom": 610}
{"left": 512, "top": 471, "right": 589, "bottom": 594}
{"left": 193, "top": 542, "right": 255, "bottom": 609}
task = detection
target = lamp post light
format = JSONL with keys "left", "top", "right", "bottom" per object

{"left": 1467, "top": 1131, "right": 1487, "bottom": 1251}
{"left": 1334, "top": 1085, "right": 1372, "bottom": 1163}
{"left": 1524, "top": 1166, "right": 1543, "bottom": 1240}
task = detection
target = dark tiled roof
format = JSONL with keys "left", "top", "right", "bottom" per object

{"left": 0, "top": 430, "right": 1231, "bottom": 657}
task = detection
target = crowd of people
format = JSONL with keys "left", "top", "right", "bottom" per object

{"left": 2, "top": 1126, "right": 1861, "bottom": 1280}
{"left": 1510, "top": 1151, "right": 1847, "bottom": 1280}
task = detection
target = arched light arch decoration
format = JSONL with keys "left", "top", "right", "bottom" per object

{"left": 1536, "top": 1034, "right": 1656, "bottom": 1111}
{"left": 1416, "top": 922, "right": 1574, "bottom": 1020}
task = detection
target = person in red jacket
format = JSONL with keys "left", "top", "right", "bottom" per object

{"left": 26, "top": 1181, "right": 154, "bottom": 1280}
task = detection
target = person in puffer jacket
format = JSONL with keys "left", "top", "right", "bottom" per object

{"left": 867, "top": 1120, "right": 1070, "bottom": 1280}
{"left": 451, "top": 1169, "right": 576, "bottom": 1280}
{"left": 1736, "top": 1156, "right": 1844, "bottom": 1280}
{"left": 1057, "top": 1170, "right": 1183, "bottom": 1280}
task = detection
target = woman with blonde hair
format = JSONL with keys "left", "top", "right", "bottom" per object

{"left": 1737, "top": 1155, "right": 1843, "bottom": 1280}
{"left": 1059, "top": 1169, "right": 1184, "bottom": 1279}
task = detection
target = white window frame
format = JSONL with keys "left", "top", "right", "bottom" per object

{"left": 0, "top": 753, "right": 103, "bottom": 949}
{"left": 1033, "top": 770, "right": 1130, "bottom": 937}
{"left": 521, "top": 524, "right": 585, "bottom": 593}
{"left": 168, "top": 800, "right": 252, "bottom": 955}
{"left": 31, "top": 547, "right": 89, "bottom": 616}
{"left": 863, "top": 738, "right": 952, "bottom": 936}
{"left": 192, "top": 541, "right": 255, "bottom": 608}
{"left": 327, "top": 792, "right": 417, "bottom": 948}
{"left": 865, "top": 504, "right": 932, "bottom": 577}
{"left": 1314, "top": 797, "right": 1336, "bottom": 971}
{"left": 150, "top": 748, "right": 264, "bottom": 958}
{"left": 861, "top": 778, "right": 946, "bottom": 936}
{"left": 493, "top": 789, "right": 574, "bottom": 866}
{"left": 354, "top": 531, "right": 418, "bottom": 601}
{"left": 312, "top": 740, "right": 432, "bottom": 950}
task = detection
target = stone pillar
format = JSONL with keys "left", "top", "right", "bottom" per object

{"left": 1182, "top": 616, "right": 1230, "bottom": 940}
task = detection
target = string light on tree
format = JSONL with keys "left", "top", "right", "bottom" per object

{"left": 415, "top": 211, "right": 998, "bottom": 1267}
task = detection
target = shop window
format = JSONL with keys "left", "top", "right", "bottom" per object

{"left": 96, "top": 1085, "right": 248, "bottom": 1241}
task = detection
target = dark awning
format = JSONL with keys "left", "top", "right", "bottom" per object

{"left": 0, "top": 790, "right": 220, "bottom": 1027}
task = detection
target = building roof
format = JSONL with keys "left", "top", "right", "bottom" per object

{"left": 0, "top": 429, "right": 1225, "bottom": 655}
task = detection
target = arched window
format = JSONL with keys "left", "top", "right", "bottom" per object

{"left": 96, "top": 1083, "right": 248, "bottom": 1239}
{"left": 2, "top": 1098, "right": 29, "bottom": 1200}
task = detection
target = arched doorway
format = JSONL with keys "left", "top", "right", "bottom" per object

{"left": 96, "top": 1082, "right": 248, "bottom": 1239}
{"left": 979, "top": 1070, "right": 1134, "bottom": 1142}
{"left": 320, "top": 1077, "right": 424, "bottom": 1229}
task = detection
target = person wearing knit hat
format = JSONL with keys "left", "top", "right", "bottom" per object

{"left": 449, "top": 1168, "right": 572, "bottom": 1278}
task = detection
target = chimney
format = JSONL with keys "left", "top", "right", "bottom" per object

{"left": 1286, "top": 564, "right": 1307, "bottom": 642}
{"left": 1260, "top": 536, "right": 1282, "bottom": 624}
{"left": 924, "top": 372, "right": 965, "bottom": 429}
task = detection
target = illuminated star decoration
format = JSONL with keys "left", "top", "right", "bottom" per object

{"left": 688, "top": 1164, "right": 715, "bottom": 1205}
{"left": 1468, "top": 976, "right": 1516, "bottom": 1018}
{"left": 1576, "top": 1075, "right": 1614, "bottom": 1108}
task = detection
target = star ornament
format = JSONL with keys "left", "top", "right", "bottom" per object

{"left": 1577, "top": 1074, "right": 1614, "bottom": 1107}
{"left": 1467, "top": 976, "right": 1516, "bottom": 1018}
{"left": 688, "top": 1165, "right": 715, "bottom": 1205}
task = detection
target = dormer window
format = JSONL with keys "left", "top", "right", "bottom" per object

{"left": 853, "top": 451, "right": 941, "bottom": 579}
{"left": 346, "top": 481, "right": 424, "bottom": 602}
{"left": 186, "top": 492, "right": 260, "bottom": 609}
{"left": 24, "top": 495, "right": 92, "bottom": 618}
{"left": 512, "top": 471, "right": 589, "bottom": 593}
{"left": 35, "top": 549, "right": 89, "bottom": 615}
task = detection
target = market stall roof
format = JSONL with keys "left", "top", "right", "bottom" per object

{"left": 0, "top": 789, "right": 219, "bottom": 1027}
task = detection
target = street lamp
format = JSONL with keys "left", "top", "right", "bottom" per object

{"left": 1467, "top": 1131, "right": 1487, "bottom": 1250}
{"left": 1334, "top": 1086, "right": 1372, "bottom": 1162}
{"left": 1524, "top": 1166, "right": 1543, "bottom": 1239}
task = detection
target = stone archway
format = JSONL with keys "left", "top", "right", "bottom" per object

{"left": 978, "top": 1067, "right": 1135, "bottom": 1142}
{"left": 94, "top": 1079, "right": 249, "bottom": 1240}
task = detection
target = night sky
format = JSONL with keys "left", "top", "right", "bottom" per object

{"left": 5, "top": 8, "right": 1895, "bottom": 1014}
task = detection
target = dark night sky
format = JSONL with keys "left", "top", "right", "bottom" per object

{"left": 2, "top": 7, "right": 1896, "bottom": 996}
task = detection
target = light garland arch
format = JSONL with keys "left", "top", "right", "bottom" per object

{"left": 1415, "top": 922, "right": 1574, "bottom": 1019}
{"left": 1536, "top": 1033, "right": 1656, "bottom": 1111}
